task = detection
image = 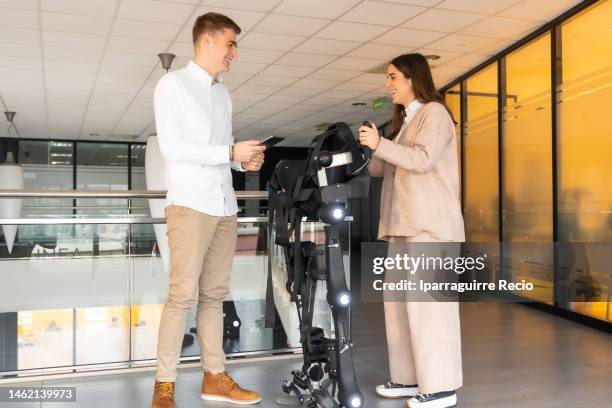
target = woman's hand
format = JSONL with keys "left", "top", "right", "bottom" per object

{"left": 358, "top": 122, "right": 381, "bottom": 151}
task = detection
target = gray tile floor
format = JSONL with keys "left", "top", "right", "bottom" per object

{"left": 1, "top": 301, "right": 611, "bottom": 408}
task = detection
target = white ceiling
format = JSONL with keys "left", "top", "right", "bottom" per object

{"left": 0, "top": 0, "right": 582, "bottom": 146}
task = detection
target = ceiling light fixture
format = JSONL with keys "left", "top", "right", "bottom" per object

{"left": 158, "top": 53, "right": 176, "bottom": 72}
{"left": 425, "top": 55, "right": 440, "bottom": 60}
{"left": 4, "top": 111, "right": 16, "bottom": 138}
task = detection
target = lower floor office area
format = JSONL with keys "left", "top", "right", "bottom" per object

{"left": 1, "top": 300, "right": 610, "bottom": 408}
{"left": 1, "top": 251, "right": 610, "bottom": 408}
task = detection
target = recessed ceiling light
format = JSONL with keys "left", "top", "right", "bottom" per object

{"left": 50, "top": 142, "right": 71, "bottom": 147}
{"left": 425, "top": 54, "right": 440, "bottom": 60}
{"left": 109, "top": 134, "right": 140, "bottom": 140}
{"left": 352, "top": 102, "right": 367, "bottom": 107}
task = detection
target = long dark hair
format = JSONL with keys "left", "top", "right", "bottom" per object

{"left": 386, "top": 53, "right": 455, "bottom": 140}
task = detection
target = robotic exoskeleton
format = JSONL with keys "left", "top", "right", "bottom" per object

{"left": 268, "top": 122, "right": 371, "bottom": 408}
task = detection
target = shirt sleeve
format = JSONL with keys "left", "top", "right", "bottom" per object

{"left": 226, "top": 103, "right": 246, "bottom": 172}
{"left": 230, "top": 155, "right": 245, "bottom": 171}
{"left": 154, "top": 75, "right": 230, "bottom": 166}
{"left": 373, "top": 105, "right": 451, "bottom": 173}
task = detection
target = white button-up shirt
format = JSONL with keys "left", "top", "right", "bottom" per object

{"left": 154, "top": 60, "right": 243, "bottom": 217}
{"left": 395, "top": 99, "right": 423, "bottom": 144}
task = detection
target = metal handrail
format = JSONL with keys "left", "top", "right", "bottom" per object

{"left": 0, "top": 217, "right": 268, "bottom": 225}
{"left": 21, "top": 205, "right": 271, "bottom": 210}
{"left": 0, "top": 190, "right": 268, "bottom": 199}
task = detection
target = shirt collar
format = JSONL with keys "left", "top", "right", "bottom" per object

{"left": 187, "top": 60, "right": 223, "bottom": 87}
{"left": 405, "top": 99, "right": 423, "bottom": 115}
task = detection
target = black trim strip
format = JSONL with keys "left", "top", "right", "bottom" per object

{"left": 72, "top": 141, "right": 77, "bottom": 219}
{"left": 552, "top": 25, "right": 562, "bottom": 244}
{"left": 552, "top": 25, "right": 563, "bottom": 308}
{"left": 498, "top": 58, "right": 506, "bottom": 243}
{"left": 460, "top": 81, "right": 467, "bottom": 212}
{"left": 127, "top": 143, "right": 132, "bottom": 191}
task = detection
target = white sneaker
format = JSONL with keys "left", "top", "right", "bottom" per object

{"left": 375, "top": 381, "right": 419, "bottom": 399}
{"left": 407, "top": 391, "right": 457, "bottom": 408}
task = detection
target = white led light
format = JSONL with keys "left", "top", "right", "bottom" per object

{"left": 339, "top": 293, "right": 350, "bottom": 306}
{"left": 332, "top": 208, "right": 344, "bottom": 219}
{"left": 232, "top": 320, "right": 240, "bottom": 327}
{"left": 350, "top": 396, "right": 362, "bottom": 407}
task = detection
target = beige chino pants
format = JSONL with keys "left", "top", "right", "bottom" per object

{"left": 155, "top": 205, "right": 237, "bottom": 382}
{"left": 383, "top": 233, "right": 463, "bottom": 394}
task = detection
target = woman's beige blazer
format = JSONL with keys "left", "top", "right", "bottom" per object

{"left": 368, "top": 101, "right": 465, "bottom": 242}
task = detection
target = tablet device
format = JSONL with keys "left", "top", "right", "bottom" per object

{"left": 259, "top": 136, "right": 285, "bottom": 148}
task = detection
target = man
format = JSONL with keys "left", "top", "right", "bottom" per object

{"left": 151, "top": 12, "right": 265, "bottom": 408}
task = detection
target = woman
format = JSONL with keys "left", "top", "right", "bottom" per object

{"left": 358, "top": 53, "right": 465, "bottom": 408}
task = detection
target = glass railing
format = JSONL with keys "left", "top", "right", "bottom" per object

{"left": 0, "top": 190, "right": 351, "bottom": 378}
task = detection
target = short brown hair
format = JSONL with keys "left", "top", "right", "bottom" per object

{"left": 192, "top": 12, "right": 241, "bottom": 45}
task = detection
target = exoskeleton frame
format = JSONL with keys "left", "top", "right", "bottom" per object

{"left": 268, "top": 122, "right": 371, "bottom": 408}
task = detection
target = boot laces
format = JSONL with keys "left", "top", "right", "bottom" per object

{"left": 157, "top": 382, "right": 174, "bottom": 399}
{"left": 221, "top": 373, "right": 236, "bottom": 387}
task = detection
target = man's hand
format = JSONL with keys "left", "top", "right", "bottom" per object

{"left": 242, "top": 152, "right": 264, "bottom": 171}
{"left": 233, "top": 140, "right": 266, "bottom": 162}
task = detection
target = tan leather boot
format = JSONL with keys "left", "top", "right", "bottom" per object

{"left": 201, "top": 371, "right": 261, "bottom": 405}
{"left": 151, "top": 380, "right": 176, "bottom": 408}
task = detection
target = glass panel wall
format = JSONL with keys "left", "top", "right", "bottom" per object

{"left": 2, "top": 212, "right": 300, "bottom": 375}
{"left": 76, "top": 143, "right": 129, "bottom": 257}
{"left": 464, "top": 62, "right": 499, "bottom": 242}
{"left": 558, "top": 0, "right": 612, "bottom": 320}
{"left": 444, "top": 84, "right": 461, "bottom": 192}
{"left": 504, "top": 34, "right": 553, "bottom": 242}
{"left": 17, "top": 309, "right": 74, "bottom": 370}
{"left": 558, "top": 0, "right": 612, "bottom": 243}
{"left": 13, "top": 141, "right": 74, "bottom": 259}
{"left": 76, "top": 306, "right": 129, "bottom": 365}
{"left": 1, "top": 138, "right": 317, "bottom": 374}
{"left": 130, "top": 143, "right": 147, "bottom": 217}
{"left": 76, "top": 142, "right": 129, "bottom": 217}
{"left": 447, "top": 0, "right": 611, "bottom": 322}
{"left": 503, "top": 34, "right": 554, "bottom": 304}
{"left": 72, "top": 143, "right": 131, "bottom": 365}
{"left": 129, "top": 143, "right": 155, "bottom": 255}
